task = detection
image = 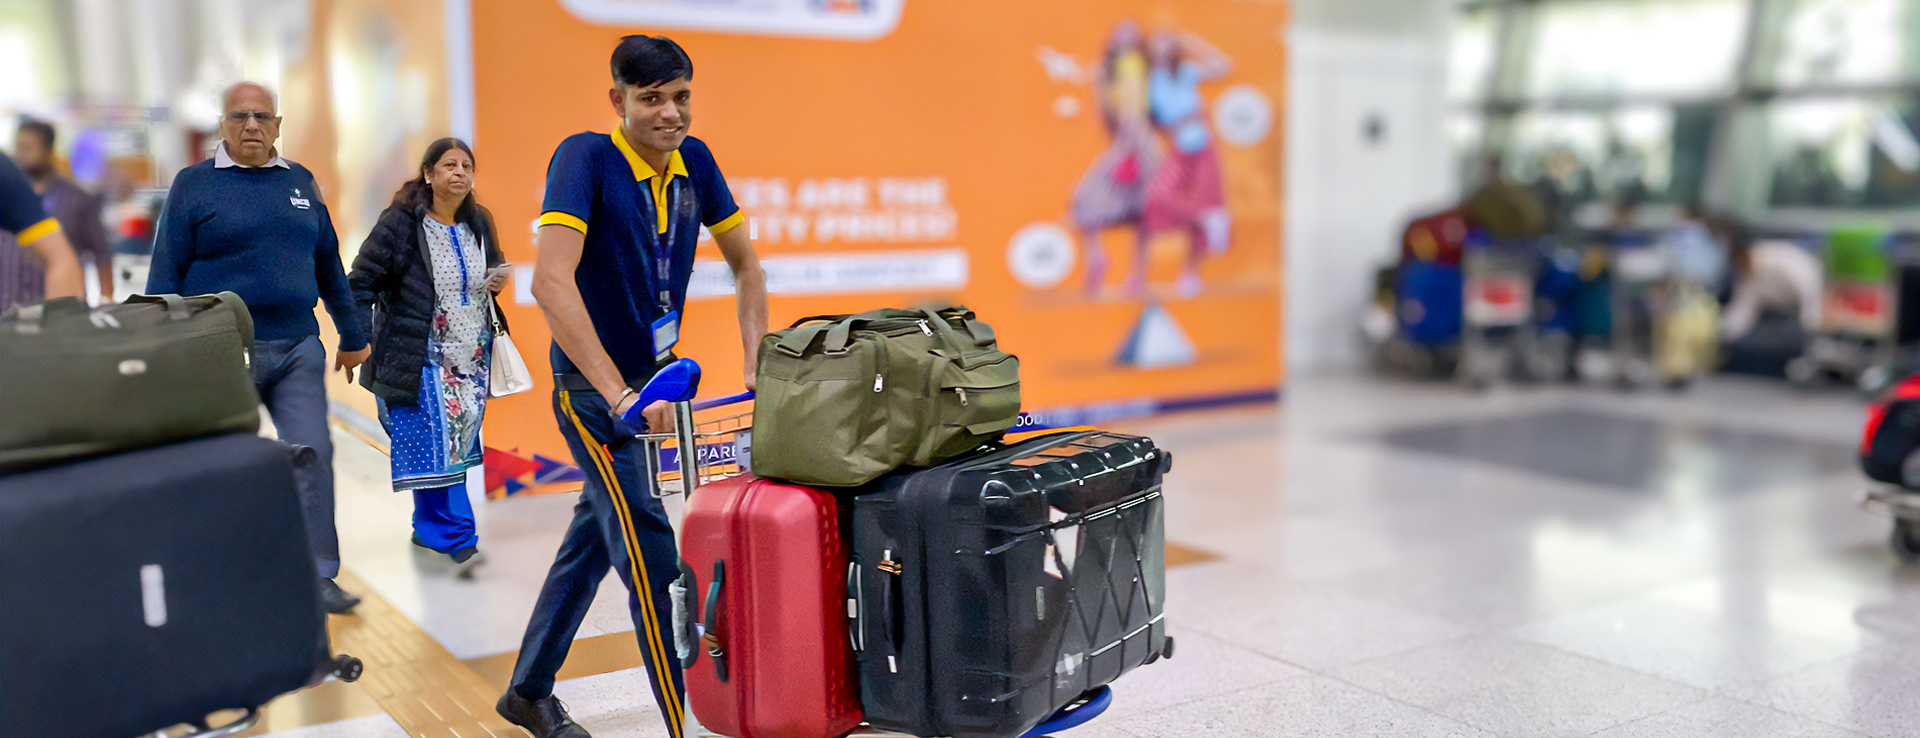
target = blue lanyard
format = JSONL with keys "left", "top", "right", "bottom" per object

{"left": 638, "top": 178, "right": 682, "bottom": 315}
{"left": 448, "top": 223, "right": 472, "bottom": 307}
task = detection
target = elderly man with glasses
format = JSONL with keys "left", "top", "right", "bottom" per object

{"left": 148, "top": 82, "right": 370, "bottom": 614}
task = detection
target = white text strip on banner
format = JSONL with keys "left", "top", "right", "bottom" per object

{"left": 687, "top": 248, "right": 970, "bottom": 298}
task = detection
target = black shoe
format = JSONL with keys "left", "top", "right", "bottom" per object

{"left": 319, "top": 578, "right": 361, "bottom": 615}
{"left": 497, "top": 691, "right": 591, "bottom": 738}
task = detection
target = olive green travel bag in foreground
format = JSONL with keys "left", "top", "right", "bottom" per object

{"left": 0, "top": 292, "right": 259, "bottom": 473}
{"left": 750, "top": 306, "right": 1020, "bottom": 487}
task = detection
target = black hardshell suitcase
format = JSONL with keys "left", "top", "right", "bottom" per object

{"left": 850, "top": 431, "right": 1174, "bottom": 738}
{"left": 0, "top": 434, "right": 358, "bottom": 738}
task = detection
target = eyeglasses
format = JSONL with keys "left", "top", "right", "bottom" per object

{"left": 225, "top": 111, "right": 278, "bottom": 123}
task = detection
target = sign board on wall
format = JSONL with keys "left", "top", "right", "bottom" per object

{"left": 471, "top": 0, "right": 1287, "bottom": 495}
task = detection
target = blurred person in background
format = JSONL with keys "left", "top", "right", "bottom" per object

{"left": 1533, "top": 147, "right": 1591, "bottom": 238}
{"left": 0, "top": 151, "right": 83, "bottom": 308}
{"left": 148, "top": 81, "right": 370, "bottom": 614}
{"left": 1666, "top": 202, "right": 1729, "bottom": 295}
{"left": 1464, "top": 152, "right": 1549, "bottom": 239}
{"left": 1722, "top": 236, "right": 1824, "bottom": 341}
{"left": 348, "top": 138, "right": 506, "bottom": 572}
{"left": 15, "top": 119, "right": 110, "bottom": 302}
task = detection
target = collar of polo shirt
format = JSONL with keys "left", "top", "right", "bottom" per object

{"left": 611, "top": 131, "right": 689, "bottom": 234}
{"left": 213, "top": 142, "right": 291, "bottom": 170}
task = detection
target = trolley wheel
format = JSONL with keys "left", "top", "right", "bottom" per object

{"left": 331, "top": 654, "right": 364, "bottom": 683}
{"left": 1162, "top": 636, "right": 1176, "bottom": 660}
{"left": 1786, "top": 357, "right": 1818, "bottom": 386}
{"left": 1893, "top": 519, "right": 1920, "bottom": 564}
{"left": 1860, "top": 365, "right": 1893, "bottom": 394}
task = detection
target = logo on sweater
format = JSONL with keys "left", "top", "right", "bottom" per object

{"left": 290, "top": 187, "right": 311, "bottom": 210}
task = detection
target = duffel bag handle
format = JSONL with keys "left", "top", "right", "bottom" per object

{"left": 821, "top": 307, "right": 913, "bottom": 353}
{"left": 125, "top": 293, "right": 193, "bottom": 320}
{"left": 923, "top": 305, "right": 995, "bottom": 347}
{"left": 126, "top": 291, "right": 255, "bottom": 353}
{"left": 787, "top": 313, "right": 852, "bottom": 329}
{"left": 823, "top": 306, "right": 985, "bottom": 353}
{"left": 6, "top": 296, "right": 87, "bottom": 332}
{"left": 772, "top": 312, "right": 856, "bottom": 356}
{"left": 773, "top": 321, "right": 837, "bottom": 357}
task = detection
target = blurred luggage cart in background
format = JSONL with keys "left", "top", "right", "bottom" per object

{"left": 1528, "top": 238, "right": 1584, "bottom": 382}
{"left": 1789, "top": 227, "right": 1902, "bottom": 393}
{"left": 1457, "top": 233, "right": 1540, "bottom": 388}
{"left": 1375, "top": 210, "right": 1468, "bottom": 378}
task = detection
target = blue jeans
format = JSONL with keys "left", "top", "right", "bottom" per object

{"left": 509, "top": 387, "right": 685, "bottom": 737}
{"left": 251, "top": 336, "right": 340, "bottom": 579}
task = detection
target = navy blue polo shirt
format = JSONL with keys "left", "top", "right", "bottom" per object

{"left": 0, "top": 153, "right": 59, "bottom": 245}
{"left": 539, "top": 131, "right": 743, "bottom": 380}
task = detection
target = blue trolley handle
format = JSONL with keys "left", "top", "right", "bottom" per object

{"left": 1020, "top": 686, "right": 1113, "bottom": 737}
{"left": 693, "top": 390, "right": 755, "bottom": 412}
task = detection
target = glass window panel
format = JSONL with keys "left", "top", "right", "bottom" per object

{"left": 1527, "top": 0, "right": 1748, "bottom": 98}
{"left": 1765, "top": 96, "right": 1920, "bottom": 208}
{"left": 1509, "top": 107, "right": 1673, "bottom": 197}
{"left": 1771, "top": 0, "right": 1913, "bottom": 87}
{"left": 1500, "top": 104, "right": 1713, "bottom": 216}
{"left": 1450, "top": 112, "right": 1486, "bottom": 190}
{"left": 1450, "top": 9, "right": 1497, "bottom": 102}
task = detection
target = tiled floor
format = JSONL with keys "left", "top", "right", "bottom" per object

{"left": 257, "top": 374, "right": 1920, "bottom": 737}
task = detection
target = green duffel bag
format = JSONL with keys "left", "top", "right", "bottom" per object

{"left": 0, "top": 292, "right": 260, "bottom": 473}
{"left": 751, "top": 306, "right": 1020, "bottom": 487}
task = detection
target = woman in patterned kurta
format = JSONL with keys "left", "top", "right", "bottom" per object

{"left": 348, "top": 139, "right": 507, "bottom": 566}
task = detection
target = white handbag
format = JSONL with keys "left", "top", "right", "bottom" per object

{"left": 488, "top": 299, "right": 534, "bottom": 397}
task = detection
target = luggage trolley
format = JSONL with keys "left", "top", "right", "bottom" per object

{"left": 1457, "top": 235, "right": 1540, "bottom": 387}
{"left": 1608, "top": 235, "right": 1674, "bottom": 388}
{"left": 626, "top": 362, "right": 1118, "bottom": 738}
{"left": 1790, "top": 228, "right": 1900, "bottom": 392}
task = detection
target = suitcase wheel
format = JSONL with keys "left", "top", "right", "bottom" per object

{"left": 1893, "top": 519, "right": 1920, "bottom": 565}
{"left": 331, "top": 654, "right": 364, "bottom": 683}
{"left": 1161, "top": 636, "right": 1176, "bottom": 660}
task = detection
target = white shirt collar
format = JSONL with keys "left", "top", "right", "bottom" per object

{"left": 213, "top": 142, "right": 291, "bottom": 170}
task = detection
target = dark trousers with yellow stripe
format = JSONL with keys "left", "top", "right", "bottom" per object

{"left": 510, "top": 388, "right": 687, "bottom": 736}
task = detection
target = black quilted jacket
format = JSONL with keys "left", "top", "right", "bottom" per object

{"left": 347, "top": 202, "right": 504, "bottom": 405}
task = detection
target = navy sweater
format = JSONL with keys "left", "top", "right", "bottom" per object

{"left": 148, "top": 159, "right": 368, "bottom": 350}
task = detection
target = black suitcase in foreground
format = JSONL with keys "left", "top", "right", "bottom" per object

{"left": 0, "top": 434, "right": 357, "bottom": 738}
{"left": 851, "top": 431, "right": 1174, "bottom": 738}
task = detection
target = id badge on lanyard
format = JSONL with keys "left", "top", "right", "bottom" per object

{"left": 645, "top": 180, "right": 683, "bottom": 363}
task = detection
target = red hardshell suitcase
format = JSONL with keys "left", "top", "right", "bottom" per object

{"left": 678, "top": 474, "right": 864, "bottom": 738}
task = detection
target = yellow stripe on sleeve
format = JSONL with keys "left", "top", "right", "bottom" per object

{"left": 708, "top": 210, "right": 746, "bottom": 236}
{"left": 538, "top": 211, "right": 588, "bottom": 234}
{"left": 17, "top": 217, "right": 61, "bottom": 245}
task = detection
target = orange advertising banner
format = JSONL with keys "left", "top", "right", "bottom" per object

{"left": 471, "top": 0, "right": 1286, "bottom": 494}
